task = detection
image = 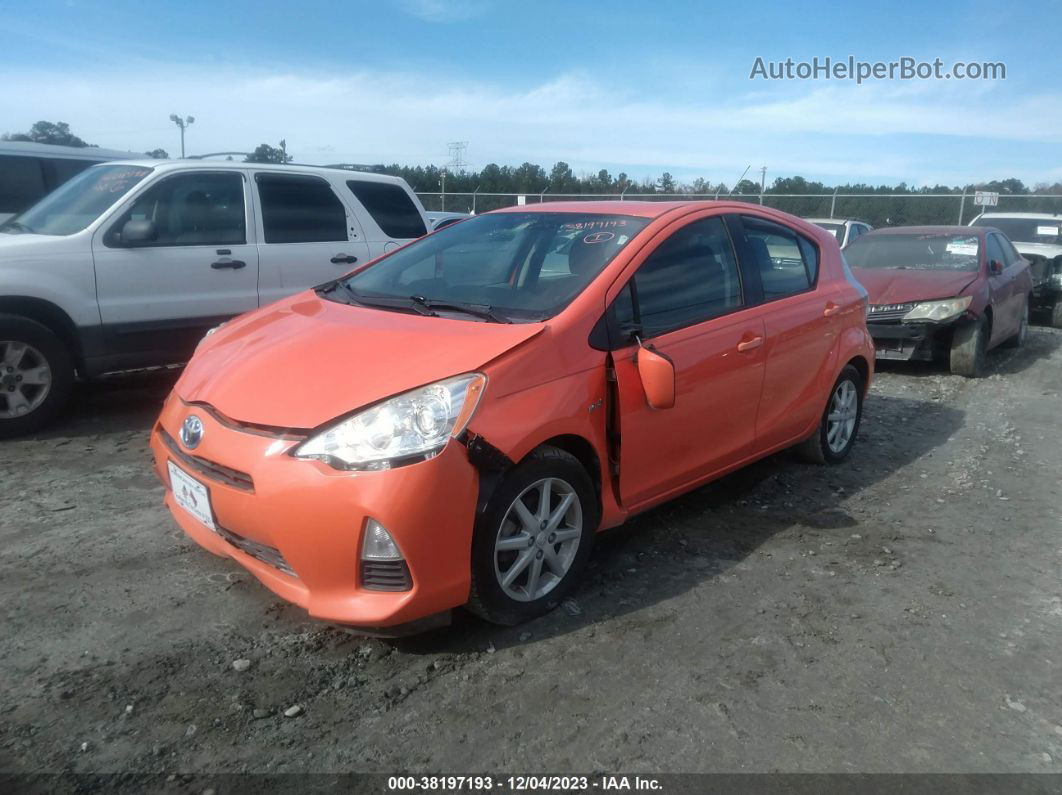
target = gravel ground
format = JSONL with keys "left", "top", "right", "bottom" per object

{"left": 1, "top": 329, "right": 1061, "bottom": 777}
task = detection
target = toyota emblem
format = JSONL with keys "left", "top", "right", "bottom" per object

{"left": 180, "top": 415, "right": 204, "bottom": 450}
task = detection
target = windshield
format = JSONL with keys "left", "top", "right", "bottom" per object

{"left": 971, "top": 217, "right": 1062, "bottom": 246}
{"left": 813, "top": 222, "right": 845, "bottom": 242}
{"left": 0, "top": 164, "right": 153, "bottom": 236}
{"left": 337, "top": 212, "right": 650, "bottom": 322}
{"left": 845, "top": 233, "right": 981, "bottom": 272}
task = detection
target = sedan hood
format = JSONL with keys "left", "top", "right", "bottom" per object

{"left": 850, "top": 267, "right": 979, "bottom": 306}
{"left": 177, "top": 291, "right": 544, "bottom": 429}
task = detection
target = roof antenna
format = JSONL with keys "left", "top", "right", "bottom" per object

{"left": 728, "top": 165, "right": 752, "bottom": 195}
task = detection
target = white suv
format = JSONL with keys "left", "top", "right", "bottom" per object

{"left": 0, "top": 161, "right": 429, "bottom": 437}
{"left": 804, "top": 217, "right": 872, "bottom": 248}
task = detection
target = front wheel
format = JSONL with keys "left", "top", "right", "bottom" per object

{"left": 0, "top": 315, "right": 74, "bottom": 439}
{"left": 950, "top": 318, "right": 987, "bottom": 377}
{"left": 466, "top": 446, "right": 597, "bottom": 625}
{"left": 797, "top": 364, "right": 863, "bottom": 465}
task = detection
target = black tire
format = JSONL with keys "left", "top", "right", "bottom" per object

{"left": 950, "top": 317, "right": 987, "bottom": 377}
{"left": 466, "top": 445, "right": 598, "bottom": 625}
{"left": 1002, "top": 300, "right": 1029, "bottom": 349}
{"left": 797, "top": 364, "right": 864, "bottom": 465}
{"left": 1051, "top": 296, "right": 1062, "bottom": 329}
{"left": 0, "top": 315, "right": 74, "bottom": 439}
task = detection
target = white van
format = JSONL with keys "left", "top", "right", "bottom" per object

{"left": 0, "top": 141, "right": 141, "bottom": 224}
{"left": 0, "top": 160, "right": 430, "bottom": 436}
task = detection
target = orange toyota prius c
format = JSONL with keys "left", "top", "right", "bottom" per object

{"left": 151, "top": 202, "right": 874, "bottom": 631}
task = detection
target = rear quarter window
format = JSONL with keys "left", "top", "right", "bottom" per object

{"left": 346, "top": 180, "right": 426, "bottom": 239}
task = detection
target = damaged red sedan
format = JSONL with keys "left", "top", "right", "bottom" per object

{"left": 846, "top": 226, "right": 1033, "bottom": 377}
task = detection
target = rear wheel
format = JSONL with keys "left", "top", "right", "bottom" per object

{"left": 797, "top": 364, "right": 863, "bottom": 465}
{"left": 1002, "top": 300, "right": 1029, "bottom": 348}
{"left": 950, "top": 318, "right": 987, "bottom": 377}
{"left": 467, "top": 446, "right": 597, "bottom": 625}
{"left": 0, "top": 315, "right": 74, "bottom": 439}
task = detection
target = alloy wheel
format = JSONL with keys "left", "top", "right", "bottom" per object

{"left": 494, "top": 477, "right": 582, "bottom": 602}
{"left": 826, "top": 379, "right": 858, "bottom": 454}
{"left": 0, "top": 341, "right": 52, "bottom": 420}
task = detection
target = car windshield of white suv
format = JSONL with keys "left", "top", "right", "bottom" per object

{"left": 328, "top": 212, "right": 649, "bottom": 322}
{"left": 0, "top": 164, "right": 154, "bottom": 237}
{"left": 845, "top": 233, "right": 981, "bottom": 272}
{"left": 813, "top": 222, "right": 846, "bottom": 242}
{"left": 971, "top": 217, "right": 1062, "bottom": 246}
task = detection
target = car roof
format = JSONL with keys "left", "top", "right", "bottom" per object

{"left": 973, "top": 211, "right": 1062, "bottom": 220}
{"left": 864, "top": 225, "right": 983, "bottom": 236}
{"left": 89, "top": 159, "right": 412, "bottom": 185}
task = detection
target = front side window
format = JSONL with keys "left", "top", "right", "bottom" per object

{"left": 620, "top": 216, "right": 743, "bottom": 338}
{"left": 845, "top": 233, "right": 981, "bottom": 272}
{"left": 339, "top": 212, "right": 649, "bottom": 322}
{"left": 741, "top": 216, "right": 816, "bottom": 299}
{"left": 346, "top": 180, "right": 426, "bottom": 239}
{"left": 985, "top": 234, "right": 1006, "bottom": 268}
{"left": 256, "top": 174, "right": 348, "bottom": 244}
{"left": 107, "top": 172, "right": 245, "bottom": 247}
{"left": 0, "top": 164, "right": 153, "bottom": 236}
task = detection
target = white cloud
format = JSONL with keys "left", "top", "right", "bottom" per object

{"left": 4, "top": 65, "right": 1059, "bottom": 186}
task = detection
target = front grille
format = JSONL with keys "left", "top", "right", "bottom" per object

{"left": 217, "top": 526, "right": 296, "bottom": 577}
{"left": 159, "top": 427, "right": 255, "bottom": 492}
{"left": 361, "top": 560, "right": 413, "bottom": 591}
{"left": 866, "top": 303, "right": 915, "bottom": 323}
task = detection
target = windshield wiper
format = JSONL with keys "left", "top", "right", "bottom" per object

{"left": 339, "top": 284, "right": 437, "bottom": 316}
{"left": 0, "top": 220, "right": 32, "bottom": 234}
{"left": 410, "top": 295, "right": 511, "bottom": 323}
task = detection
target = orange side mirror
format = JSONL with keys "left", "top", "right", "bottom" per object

{"left": 636, "top": 342, "right": 675, "bottom": 410}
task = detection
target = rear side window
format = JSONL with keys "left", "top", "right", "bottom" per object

{"left": 256, "top": 174, "right": 348, "bottom": 244}
{"left": 622, "top": 216, "right": 743, "bottom": 338}
{"left": 740, "top": 216, "right": 818, "bottom": 300}
{"left": 0, "top": 155, "right": 47, "bottom": 214}
{"left": 345, "top": 180, "right": 426, "bottom": 239}
{"left": 998, "top": 235, "right": 1022, "bottom": 266}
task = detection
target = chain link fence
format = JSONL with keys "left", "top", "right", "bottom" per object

{"left": 418, "top": 191, "right": 1062, "bottom": 227}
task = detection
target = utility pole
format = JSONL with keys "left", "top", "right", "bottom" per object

{"left": 442, "top": 141, "right": 468, "bottom": 213}
{"left": 759, "top": 165, "right": 767, "bottom": 205}
{"left": 169, "top": 114, "right": 195, "bottom": 158}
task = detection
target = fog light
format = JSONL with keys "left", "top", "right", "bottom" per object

{"left": 360, "top": 519, "right": 413, "bottom": 592}
{"left": 362, "top": 518, "right": 402, "bottom": 561}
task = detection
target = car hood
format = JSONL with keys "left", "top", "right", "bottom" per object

{"left": 176, "top": 291, "right": 545, "bottom": 429}
{"left": 850, "top": 267, "right": 979, "bottom": 306}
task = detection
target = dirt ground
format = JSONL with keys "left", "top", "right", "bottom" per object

{"left": 2, "top": 327, "right": 1061, "bottom": 779}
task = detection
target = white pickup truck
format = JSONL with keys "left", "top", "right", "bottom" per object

{"left": 0, "top": 161, "right": 430, "bottom": 437}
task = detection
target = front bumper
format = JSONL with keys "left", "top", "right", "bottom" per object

{"left": 150, "top": 393, "right": 480, "bottom": 627}
{"left": 867, "top": 320, "right": 957, "bottom": 361}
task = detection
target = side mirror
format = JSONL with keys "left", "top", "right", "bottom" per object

{"left": 989, "top": 259, "right": 1004, "bottom": 275}
{"left": 635, "top": 341, "right": 675, "bottom": 410}
{"left": 122, "top": 219, "right": 156, "bottom": 245}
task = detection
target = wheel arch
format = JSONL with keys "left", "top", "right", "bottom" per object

{"left": 0, "top": 297, "right": 84, "bottom": 370}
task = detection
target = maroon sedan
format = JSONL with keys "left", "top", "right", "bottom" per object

{"left": 845, "top": 226, "right": 1032, "bottom": 377}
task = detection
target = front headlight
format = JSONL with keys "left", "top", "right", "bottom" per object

{"left": 903, "top": 296, "right": 973, "bottom": 322}
{"left": 293, "top": 373, "right": 487, "bottom": 471}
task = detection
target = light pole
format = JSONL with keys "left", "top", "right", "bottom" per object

{"left": 169, "top": 114, "right": 195, "bottom": 158}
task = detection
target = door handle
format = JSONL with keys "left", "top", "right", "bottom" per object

{"left": 211, "top": 259, "right": 246, "bottom": 269}
{"left": 330, "top": 254, "right": 358, "bottom": 264}
{"left": 737, "top": 335, "right": 764, "bottom": 352}
{"left": 823, "top": 302, "right": 841, "bottom": 317}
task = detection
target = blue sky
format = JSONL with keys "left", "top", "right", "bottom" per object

{"left": 3, "top": 0, "right": 1061, "bottom": 187}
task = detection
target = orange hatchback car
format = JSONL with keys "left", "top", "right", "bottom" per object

{"left": 151, "top": 202, "right": 873, "bottom": 631}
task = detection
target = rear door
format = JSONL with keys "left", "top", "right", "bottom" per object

{"left": 609, "top": 214, "right": 767, "bottom": 509}
{"left": 730, "top": 214, "right": 843, "bottom": 451}
{"left": 252, "top": 172, "right": 370, "bottom": 306}
{"left": 92, "top": 169, "right": 259, "bottom": 362}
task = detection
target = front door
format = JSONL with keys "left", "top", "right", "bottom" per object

{"left": 92, "top": 170, "right": 259, "bottom": 364}
{"left": 252, "top": 172, "right": 371, "bottom": 307}
{"left": 610, "top": 215, "right": 767, "bottom": 509}
{"left": 985, "top": 232, "right": 1018, "bottom": 344}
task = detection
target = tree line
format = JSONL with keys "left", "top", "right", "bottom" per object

{"left": 5, "top": 121, "right": 1061, "bottom": 225}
